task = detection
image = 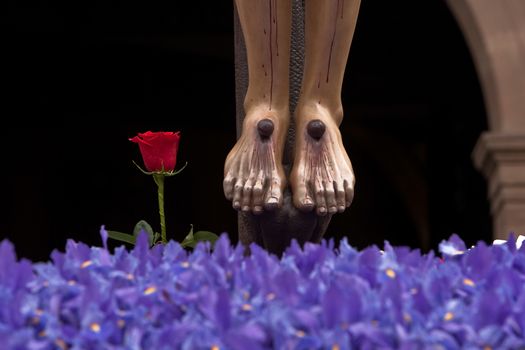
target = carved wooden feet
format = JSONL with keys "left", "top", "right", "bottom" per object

{"left": 225, "top": 106, "right": 355, "bottom": 217}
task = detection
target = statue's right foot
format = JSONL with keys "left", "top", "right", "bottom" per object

{"left": 223, "top": 108, "right": 288, "bottom": 215}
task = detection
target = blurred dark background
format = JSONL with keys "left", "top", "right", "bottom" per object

{"left": 2, "top": 0, "right": 491, "bottom": 262}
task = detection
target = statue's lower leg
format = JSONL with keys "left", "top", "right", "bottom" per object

{"left": 226, "top": 0, "right": 292, "bottom": 216}
{"left": 291, "top": 0, "right": 361, "bottom": 216}
{"left": 231, "top": 0, "right": 361, "bottom": 256}
{"left": 228, "top": 0, "right": 296, "bottom": 254}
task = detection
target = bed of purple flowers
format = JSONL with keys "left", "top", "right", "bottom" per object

{"left": 1, "top": 228, "right": 525, "bottom": 350}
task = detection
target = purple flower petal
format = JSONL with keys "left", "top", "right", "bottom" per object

{"left": 439, "top": 234, "right": 467, "bottom": 257}
{"left": 99, "top": 225, "right": 108, "bottom": 251}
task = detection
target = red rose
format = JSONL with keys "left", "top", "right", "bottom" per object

{"left": 130, "top": 131, "right": 181, "bottom": 172}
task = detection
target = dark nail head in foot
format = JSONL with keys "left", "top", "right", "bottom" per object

{"left": 257, "top": 119, "right": 274, "bottom": 139}
{"left": 307, "top": 120, "right": 326, "bottom": 140}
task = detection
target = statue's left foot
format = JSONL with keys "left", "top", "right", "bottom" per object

{"left": 290, "top": 105, "right": 355, "bottom": 216}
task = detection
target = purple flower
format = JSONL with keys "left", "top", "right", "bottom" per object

{"left": 438, "top": 233, "right": 467, "bottom": 257}
{"left": 0, "top": 228, "right": 525, "bottom": 348}
{"left": 463, "top": 241, "right": 494, "bottom": 279}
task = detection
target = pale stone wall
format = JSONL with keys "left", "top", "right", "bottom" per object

{"left": 446, "top": 0, "right": 525, "bottom": 238}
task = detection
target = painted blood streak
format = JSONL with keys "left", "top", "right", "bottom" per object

{"left": 274, "top": 0, "right": 279, "bottom": 57}
{"left": 268, "top": 0, "right": 278, "bottom": 110}
{"left": 326, "top": 0, "right": 344, "bottom": 83}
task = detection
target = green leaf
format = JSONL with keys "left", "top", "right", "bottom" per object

{"left": 153, "top": 232, "right": 161, "bottom": 245}
{"left": 164, "top": 161, "right": 188, "bottom": 176}
{"left": 106, "top": 230, "right": 136, "bottom": 245}
{"left": 193, "top": 231, "right": 220, "bottom": 247}
{"left": 133, "top": 220, "right": 154, "bottom": 237}
{"left": 180, "top": 225, "right": 219, "bottom": 249}
{"left": 132, "top": 160, "right": 188, "bottom": 177}
{"left": 133, "top": 220, "right": 155, "bottom": 246}
{"left": 180, "top": 224, "right": 195, "bottom": 248}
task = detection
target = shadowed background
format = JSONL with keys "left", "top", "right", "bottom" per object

{"left": 2, "top": 0, "right": 491, "bottom": 261}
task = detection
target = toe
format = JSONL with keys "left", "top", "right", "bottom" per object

{"left": 242, "top": 179, "right": 254, "bottom": 212}
{"left": 223, "top": 174, "right": 235, "bottom": 200}
{"left": 325, "top": 181, "right": 337, "bottom": 214}
{"left": 292, "top": 177, "right": 314, "bottom": 211}
{"left": 301, "top": 197, "right": 315, "bottom": 211}
{"left": 264, "top": 197, "right": 279, "bottom": 211}
{"left": 335, "top": 181, "right": 346, "bottom": 212}
{"left": 232, "top": 179, "right": 244, "bottom": 210}
{"left": 264, "top": 174, "right": 282, "bottom": 210}
{"left": 314, "top": 178, "right": 327, "bottom": 216}
{"left": 344, "top": 179, "right": 355, "bottom": 207}
{"left": 252, "top": 172, "right": 265, "bottom": 214}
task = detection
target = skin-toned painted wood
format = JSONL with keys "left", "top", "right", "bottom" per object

{"left": 226, "top": 0, "right": 360, "bottom": 217}
{"left": 228, "top": 0, "right": 361, "bottom": 255}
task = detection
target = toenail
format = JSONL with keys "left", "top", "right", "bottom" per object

{"left": 329, "top": 206, "right": 337, "bottom": 213}
{"left": 319, "top": 207, "right": 327, "bottom": 213}
{"left": 254, "top": 206, "right": 263, "bottom": 213}
{"left": 242, "top": 206, "right": 250, "bottom": 212}
{"left": 233, "top": 201, "right": 241, "bottom": 209}
{"left": 257, "top": 119, "right": 274, "bottom": 139}
{"left": 267, "top": 197, "right": 278, "bottom": 204}
{"left": 338, "top": 205, "right": 346, "bottom": 212}
{"left": 307, "top": 120, "right": 326, "bottom": 140}
{"left": 303, "top": 198, "right": 313, "bottom": 206}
